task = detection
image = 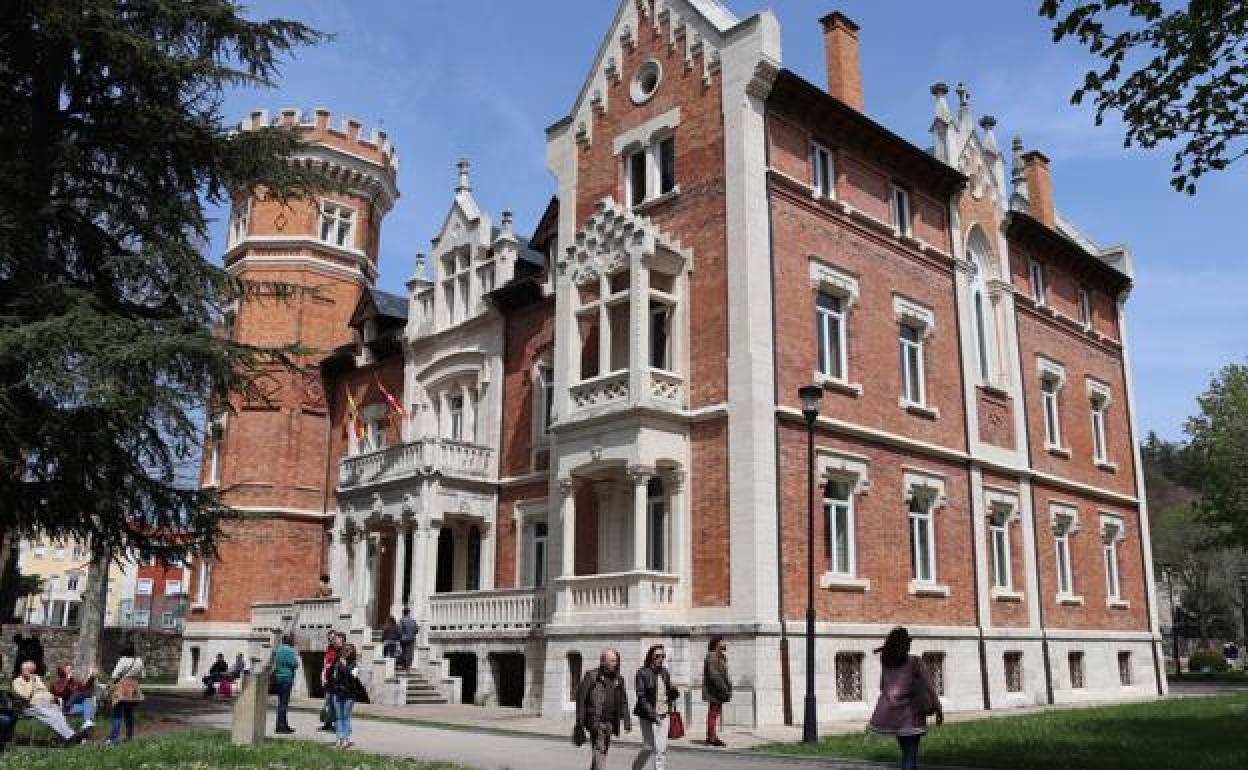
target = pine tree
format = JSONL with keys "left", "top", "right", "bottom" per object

{"left": 0, "top": 1, "right": 329, "bottom": 561}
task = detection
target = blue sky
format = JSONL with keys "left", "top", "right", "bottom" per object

{"left": 212, "top": 1, "right": 1246, "bottom": 440}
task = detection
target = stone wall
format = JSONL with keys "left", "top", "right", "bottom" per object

{"left": 1, "top": 624, "right": 183, "bottom": 678}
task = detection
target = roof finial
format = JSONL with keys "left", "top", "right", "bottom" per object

{"left": 979, "top": 115, "right": 999, "bottom": 154}
{"left": 1010, "top": 137, "right": 1026, "bottom": 185}
{"left": 931, "top": 81, "right": 953, "bottom": 124}
{"left": 501, "top": 208, "right": 514, "bottom": 236}
{"left": 455, "top": 158, "right": 471, "bottom": 193}
{"left": 956, "top": 82, "right": 970, "bottom": 109}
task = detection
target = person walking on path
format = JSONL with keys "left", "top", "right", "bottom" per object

{"left": 11, "top": 660, "right": 87, "bottom": 745}
{"left": 398, "top": 607, "right": 418, "bottom": 669}
{"left": 326, "top": 642, "right": 363, "bottom": 749}
{"left": 867, "top": 627, "right": 943, "bottom": 770}
{"left": 576, "top": 648, "right": 631, "bottom": 770}
{"left": 382, "top": 616, "right": 401, "bottom": 660}
{"left": 633, "top": 644, "right": 680, "bottom": 770}
{"left": 50, "top": 661, "right": 98, "bottom": 732}
{"left": 104, "top": 643, "right": 145, "bottom": 745}
{"left": 273, "top": 633, "right": 300, "bottom": 734}
{"left": 319, "top": 631, "right": 344, "bottom": 732}
{"left": 701, "top": 636, "right": 731, "bottom": 747}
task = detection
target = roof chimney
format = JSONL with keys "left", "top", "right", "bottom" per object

{"left": 1022, "top": 151, "right": 1055, "bottom": 227}
{"left": 819, "top": 12, "right": 863, "bottom": 111}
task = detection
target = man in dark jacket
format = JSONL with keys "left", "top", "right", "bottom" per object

{"left": 202, "top": 653, "right": 230, "bottom": 696}
{"left": 702, "top": 636, "right": 732, "bottom": 747}
{"left": 575, "top": 648, "right": 630, "bottom": 770}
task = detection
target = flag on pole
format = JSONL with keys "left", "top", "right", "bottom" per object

{"left": 344, "top": 387, "right": 366, "bottom": 441}
{"left": 374, "top": 376, "right": 409, "bottom": 419}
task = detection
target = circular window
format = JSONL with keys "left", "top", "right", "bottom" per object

{"left": 630, "top": 60, "right": 663, "bottom": 105}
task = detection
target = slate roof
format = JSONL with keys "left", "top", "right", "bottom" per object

{"left": 368, "top": 287, "right": 408, "bottom": 321}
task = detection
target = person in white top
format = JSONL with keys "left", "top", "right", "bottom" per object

{"left": 105, "top": 644, "right": 145, "bottom": 744}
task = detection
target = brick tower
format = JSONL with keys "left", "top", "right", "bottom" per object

{"left": 183, "top": 108, "right": 399, "bottom": 657}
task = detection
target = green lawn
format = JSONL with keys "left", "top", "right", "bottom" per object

{"left": 759, "top": 695, "right": 1248, "bottom": 770}
{"left": 0, "top": 728, "right": 469, "bottom": 770}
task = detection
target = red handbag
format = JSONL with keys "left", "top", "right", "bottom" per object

{"left": 667, "top": 710, "right": 686, "bottom": 740}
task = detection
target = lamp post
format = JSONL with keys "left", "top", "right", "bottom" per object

{"left": 798, "top": 384, "right": 823, "bottom": 744}
{"left": 1160, "top": 563, "right": 1180, "bottom": 678}
{"left": 1238, "top": 573, "right": 1248, "bottom": 671}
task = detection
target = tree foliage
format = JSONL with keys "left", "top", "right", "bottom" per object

{"left": 0, "top": 1, "right": 328, "bottom": 561}
{"left": 1185, "top": 363, "right": 1248, "bottom": 549}
{"left": 1040, "top": 0, "right": 1248, "bottom": 193}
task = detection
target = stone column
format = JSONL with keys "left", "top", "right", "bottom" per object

{"left": 367, "top": 531, "right": 383, "bottom": 626}
{"left": 559, "top": 478, "right": 577, "bottom": 577}
{"left": 629, "top": 466, "right": 653, "bottom": 571}
{"left": 390, "top": 519, "right": 409, "bottom": 620}
{"left": 665, "top": 468, "right": 686, "bottom": 578}
{"left": 351, "top": 530, "right": 368, "bottom": 628}
{"left": 462, "top": 382, "right": 476, "bottom": 442}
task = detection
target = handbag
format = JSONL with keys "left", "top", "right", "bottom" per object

{"left": 667, "top": 710, "right": 686, "bottom": 740}
{"left": 107, "top": 660, "right": 145, "bottom": 706}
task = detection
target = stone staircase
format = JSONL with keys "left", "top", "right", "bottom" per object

{"left": 370, "top": 630, "right": 448, "bottom": 705}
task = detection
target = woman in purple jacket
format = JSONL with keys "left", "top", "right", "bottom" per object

{"left": 867, "top": 627, "right": 943, "bottom": 770}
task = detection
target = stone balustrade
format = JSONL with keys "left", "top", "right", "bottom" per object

{"left": 428, "top": 588, "right": 546, "bottom": 635}
{"left": 555, "top": 570, "right": 681, "bottom": 622}
{"left": 338, "top": 437, "right": 494, "bottom": 489}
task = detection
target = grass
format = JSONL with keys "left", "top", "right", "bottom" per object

{"left": 758, "top": 695, "right": 1248, "bottom": 770}
{"left": 0, "top": 728, "right": 470, "bottom": 769}
{"left": 1170, "top": 670, "right": 1248, "bottom": 683}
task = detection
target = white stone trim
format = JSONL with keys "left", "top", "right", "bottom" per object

{"left": 612, "top": 107, "right": 681, "bottom": 155}
{"left": 1099, "top": 512, "right": 1126, "bottom": 543}
{"left": 1086, "top": 376, "right": 1113, "bottom": 405}
{"left": 1036, "top": 355, "right": 1066, "bottom": 385}
{"left": 908, "top": 581, "right": 951, "bottom": 598}
{"left": 808, "top": 260, "right": 860, "bottom": 306}
{"left": 821, "top": 574, "right": 870, "bottom": 592}
{"left": 903, "top": 468, "right": 947, "bottom": 508}
{"left": 893, "top": 295, "right": 936, "bottom": 337}
{"left": 816, "top": 447, "right": 870, "bottom": 496}
{"left": 1049, "top": 502, "right": 1080, "bottom": 534}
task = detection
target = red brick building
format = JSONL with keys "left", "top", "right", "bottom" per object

{"left": 182, "top": 1, "right": 1163, "bottom": 723}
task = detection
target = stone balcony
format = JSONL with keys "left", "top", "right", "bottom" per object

{"left": 427, "top": 588, "right": 546, "bottom": 638}
{"left": 566, "top": 369, "right": 686, "bottom": 419}
{"left": 338, "top": 437, "right": 494, "bottom": 490}
{"left": 552, "top": 570, "right": 681, "bottom": 625}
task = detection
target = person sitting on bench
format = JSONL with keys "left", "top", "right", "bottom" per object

{"left": 11, "top": 661, "right": 86, "bottom": 746}
{"left": 202, "top": 653, "right": 230, "bottom": 696}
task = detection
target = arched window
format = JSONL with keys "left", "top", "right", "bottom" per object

{"left": 967, "top": 229, "right": 996, "bottom": 384}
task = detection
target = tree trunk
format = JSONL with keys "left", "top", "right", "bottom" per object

{"left": 73, "top": 546, "right": 111, "bottom": 673}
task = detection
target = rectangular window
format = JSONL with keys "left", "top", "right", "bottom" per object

{"left": 921, "top": 652, "right": 946, "bottom": 696}
{"left": 1117, "top": 652, "right": 1132, "bottom": 685}
{"left": 196, "top": 561, "right": 212, "bottom": 607}
{"left": 834, "top": 652, "right": 864, "bottom": 702}
{"left": 1069, "top": 651, "right": 1086, "bottom": 689}
{"left": 54, "top": 544, "right": 65, "bottom": 560}
{"left": 1104, "top": 526, "right": 1122, "bottom": 600}
{"left": 136, "top": 578, "right": 153, "bottom": 596}
{"left": 457, "top": 275, "right": 470, "bottom": 321}
{"left": 319, "top": 201, "right": 355, "bottom": 248}
{"left": 1029, "top": 260, "right": 1046, "bottom": 305}
{"left": 1042, "top": 377, "right": 1062, "bottom": 447}
{"left": 909, "top": 495, "right": 936, "bottom": 584}
{"left": 891, "top": 184, "right": 912, "bottom": 237}
{"left": 824, "top": 479, "right": 855, "bottom": 576}
{"left": 1004, "top": 652, "right": 1024, "bottom": 693}
{"left": 72, "top": 544, "right": 86, "bottom": 561}
{"left": 811, "top": 142, "right": 833, "bottom": 198}
{"left": 227, "top": 199, "right": 250, "bottom": 249}
{"left": 1091, "top": 397, "right": 1109, "bottom": 464}
{"left": 366, "top": 417, "right": 386, "bottom": 452}
{"left": 815, "top": 292, "right": 846, "bottom": 380}
{"left": 538, "top": 365, "right": 555, "bottom": 435}
{"left": 161, "top": 611, "right": 176, "bottom": 629}
{"left": 479, "top": 265, "right": 495, "bottom": 295}
{"left": 444, "top": 281, "right": 457, "bottom": 324}
{"left": 533, "top": 521, "right": 548, "bottom": 588}
{"left": 1055, "top": 518, "right": 1074, "bottom": 596}
{"left": 627, "top": 149, "right": 647, "bottom": 208}
{"left": 900, "top": 324, "right": 926, "bottom": 406}
{"left": 448, "top": 395, "right": 464, "bottom": 440}
{"left": 66, "top": 574, "right": 80, "bottom": 592}
{"left": 990, "top": 514, "right": 1012, "bottom": 590}
{"left": 133, "top": 609, "right": 150, "bottom": 628}
{"left": 658, "top": 137, "right": 676, "bottom": 195}
{"left": 34, "top": 543, "right": 46, "bottom": 558}
{"left": 566, "top": 652, "right": 583, "bottom": 704}
{"left": 165, "top": 579, "right": 182, "bottom": 596}
{"left": 1078, "top": 287, "right": 1092, "bottom": 326}
{"left": 649, "top": 302, "right": 671, "bottom": 370}
{"left": 646, "top": 493, "right": 668, "bottom": 572}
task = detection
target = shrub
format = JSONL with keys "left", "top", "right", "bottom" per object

{"left": 1189, "top": 648, "right": 1230, "bottom": 672}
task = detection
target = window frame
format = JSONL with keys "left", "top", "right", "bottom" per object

{"left": 1053, "top": 513, "right": 1076, "bottom": 597}
{"left": 1101, "top": 516, "right": 1125, "bottom": 602}
{"left": 989, "top": 511, "right": 1012, "bottom": 590}
{"left": 890, "top": 183, "right": 913, "bottom": 237}
{"left": 823, "top": 478, "right": 857, "bottom": 578}
{"left": 318, "top": 200, "right": 356, "bottom": 249}
{"left": 815, "top": 291, "right": 848, "bottom": 382}
{"left": 811, "top": 142, "right": 834, "bottom": 198}
{"left": 1029, "top": 260, "right": 1047, "bottom": 305}
{"left": 227, "top": 197, "right": 251, "bottom": 249}
{"left": 625, "top": 147, "right": 648, "bottom": 208}
{"left": 1077, "top": 287, "right": 1092, "bottom": 327}
{"left": 900, "top": 323, "right": 927, "bottom": 407}
{"left": 136, "top": 577, "right": 154, "bottom": 596}
{"left": 908, "top": 493, "right": 937, "bottom": 585}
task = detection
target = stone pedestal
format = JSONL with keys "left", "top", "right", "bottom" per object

{"left": 231, "top": 666, "right": 269, "bottom": 746}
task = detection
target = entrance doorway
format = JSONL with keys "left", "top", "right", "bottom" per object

{"left": 446, "top": 652, "right": 477, "bottom": 704}
{"left": 492, "top": 653, "right": 525, "bottom": 708}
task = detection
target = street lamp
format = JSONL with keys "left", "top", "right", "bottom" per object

{"left": 1238, "top": 573, "right": 1248, "bottom": 670}
{"left": 798, "top": 384, "right": 823, "bottom": 744}
{"left": 1160, "top": 563, "right": 1180, "bottom": 678}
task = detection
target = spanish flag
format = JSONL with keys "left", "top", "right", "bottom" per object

{"left": 344, "top": 387, "right": 366, "bottom": 441}
{"left": 374, "top": 375, "right": 409, "bottom": 419}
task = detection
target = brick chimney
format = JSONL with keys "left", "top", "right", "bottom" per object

{"left": 1022, "top": 151, "right": 1055, "bottom": 227}
{"left": 819, "top": 12, "right": 863, "bottom": 110}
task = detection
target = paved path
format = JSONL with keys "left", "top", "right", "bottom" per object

{"left": 180, "top": 704, "right": 894, "bottom": 770}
